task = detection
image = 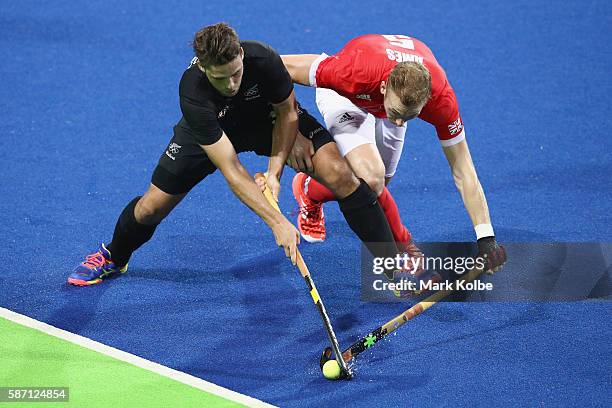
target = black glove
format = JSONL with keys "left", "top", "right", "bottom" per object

{"left": 477, "top": 236, "right": 507, "bottom": 274}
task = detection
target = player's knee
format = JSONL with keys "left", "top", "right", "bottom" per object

{"left": 320, "top": 160, "right": 358, "bottom": 196}
{"left": 134, "top": 197, "right": 168, "bottom": 225}
{"left": 361, "top": 172, "right": 385, "bottom": 196}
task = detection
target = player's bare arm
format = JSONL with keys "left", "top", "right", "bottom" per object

{"left": 202, "top": 133, "right": 300, "bottom": 264}
{"left": 267, "top": 90, "right": 299, "bottom": 200}
{"left": 442, "top": 139, "right": 506, "bottom": 272}
{"left": 281, "top": 54, "right": 320, "bottom": 86}
{"left": 442, "top": 140, "right": 491, "bottom": 226}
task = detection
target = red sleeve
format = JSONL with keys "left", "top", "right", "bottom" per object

{"left": 316, "top": 55, "right": 356, "bottom": 94}
{"left": 419, "top": 84, "right": 465, "bottom": 147}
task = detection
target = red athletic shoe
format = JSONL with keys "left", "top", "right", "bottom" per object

{"left": 397, "top": 239, "right": 425, "bottom": 277}
{"left": 393, "top": 240, "right": 445, "bottom": 298}
{"left": 292, "top": 173, "right": 326, "bottom": 243}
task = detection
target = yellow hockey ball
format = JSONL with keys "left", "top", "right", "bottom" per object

{"left": 322, "top": 360, "right": 342, "bottom": 380}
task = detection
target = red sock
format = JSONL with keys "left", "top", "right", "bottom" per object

{"left": 377, "top": 187, "right": 412, "bottom": 245}
{"left": 304, "top": 176, "right": 336, "bottom": 203}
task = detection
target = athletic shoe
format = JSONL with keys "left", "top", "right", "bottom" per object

{"left": 68, "top": 244, "right": 128, "bottom": 286}
{"left": 397, "top": 239, "right": 425, "bottom": 277}
{"left": 292, "top": 173, "right": 326, "bottom": 242}
{"left": 386, "top": 240, "right": 440, "bottom": 298}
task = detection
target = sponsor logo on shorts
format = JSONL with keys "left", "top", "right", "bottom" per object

{"left": 356, "top": 93, "right": 371, "bottom": 101}
{"left": 448, "top": 118, "right": 464, "bottom": 136}
{"left": 308, "top": 127, "right": 324, "bottom": 139}
{"left": 244, "top": 84, "right": 261, "bottom": 101}
{"left": 338, "top": 112, "right": 355, "bottom": 123}
{"left": 165, "top": 143, "right": 182, "bottom": 161}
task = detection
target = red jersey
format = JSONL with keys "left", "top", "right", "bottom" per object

{"left": 315, "top": 34, "right": 464, "bottom": 144}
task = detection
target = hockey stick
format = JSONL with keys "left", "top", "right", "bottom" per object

{"left": 322, "top": 266, "right": 486, "bottom": 365}
{"left": 255, "top": 173, "right": 352, "bottom": 379}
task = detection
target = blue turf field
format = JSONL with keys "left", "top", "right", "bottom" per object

{"left": 1, "top": 1, "right": 611, "bottom": 406}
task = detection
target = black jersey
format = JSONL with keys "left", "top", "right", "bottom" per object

{"left": 178, "top": 40, "right": 293, "bottom": 146}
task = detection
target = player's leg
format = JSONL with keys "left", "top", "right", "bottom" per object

{"left": 342, "top": 142, "right": 418, "bottom": 255}
{"left": 296, "top": 88, "right": 416, "bottom": 251}
{"left": 295, "top": 106, "right": 398, "bottom": 260}
{"left": 372, "top": 118, "right": 416, "bottom": 253}
{"left": 68, "top": 124, "right": 216, "bottom": 286}
{"left": 103, "top": 181, "right": 186, "bottom": 270}
{"left": 374, "top": 118, "right": 406, "bottom": 186}
{"left": 291, "top": 88, "right": 376, "bottom": 241}
{"left": 343, "top": 143, "right": 385, "bottom": 195}
{"left": 341, "top": 120, "right": 420, "bottom": 257}
{"left": 247, "top": 105, "right": 397, "bottom": 261}
{"left": 339, "top": 117, "right": 424, "bottom": 290}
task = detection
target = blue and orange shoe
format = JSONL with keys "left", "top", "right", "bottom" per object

{"left": 68, "top": 244, "right": 128, "bottom": 286}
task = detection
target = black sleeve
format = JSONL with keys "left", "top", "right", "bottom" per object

{"left": 259, "top": 45, "right": 294, "bottom": 104}
{"left": 179, "top": 95, "right": 223, "bottom": 146}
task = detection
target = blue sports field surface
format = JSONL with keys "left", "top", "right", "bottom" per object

{"left": 1, "top": 1, "right": 611, "bottom": 406}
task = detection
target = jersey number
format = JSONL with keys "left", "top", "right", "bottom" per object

{"left": 382, "top": 34, "right": 415, "bottom": 50}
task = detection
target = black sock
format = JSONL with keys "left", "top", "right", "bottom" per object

{"left": 106, "top": 197, "right": 158, "bottom": 267}
{"left": 338, "top": 179, "right": 398, "bottom": 260}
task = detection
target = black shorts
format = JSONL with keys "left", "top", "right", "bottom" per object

{"left": 152, "top": 105, "right": 333, "bottom": 195}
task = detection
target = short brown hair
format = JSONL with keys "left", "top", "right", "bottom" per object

{"left": 192, "top": 22, "right": 241, "bottom": 67}
{"left": 387, "top": 62, "right": 432, "bottom": 112}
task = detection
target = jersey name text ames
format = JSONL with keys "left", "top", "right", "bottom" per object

{"left": 385, "top": 49, "right": 424, "bottom": 64}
